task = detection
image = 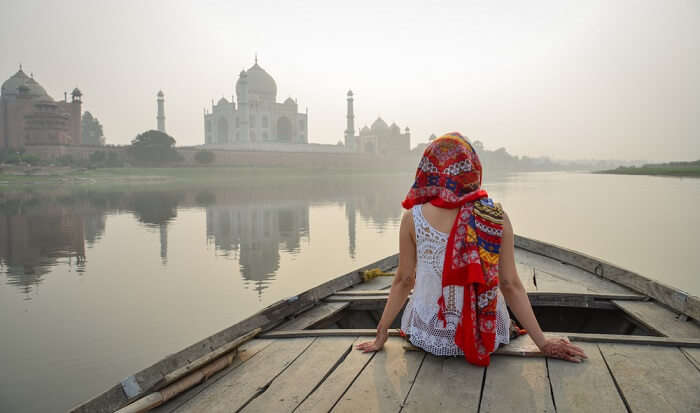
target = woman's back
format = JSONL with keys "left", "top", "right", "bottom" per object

{"left": 400, "top": 204, "right": 511, "bottom": 356}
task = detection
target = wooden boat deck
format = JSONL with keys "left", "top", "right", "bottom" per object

{"left": 74, "top": 236, "right": 700, "bottom": 413}
{"left": 147, "top": 247, "right": 700, "bottom": 413}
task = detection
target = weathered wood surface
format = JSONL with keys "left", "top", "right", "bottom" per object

{"left": 516, "top": 262, "right": 537, "bottom": 292}
{"left": 325, "top": 291, "right": 641, "bottom": 311}
{"left": 479, "top": 356, "right": 555, "bottom": 412}
{"left": 152, "top": 339, "right": 274, "bottom": 413}
{"left": 295, "top": 337, "right": 374, "bottom": 412}
{"left": 401, "top": 354, "right": 484, "bottom": 412}
{"left": 261, "top": 329, "right": 700, "bottom": 347}
{"left": 599, "top": 343, "right": 700, "bottom": 412}
{"left": 547, "top": 342, "right": 627, "bottom": 413}
{"left": 345, "top": 273, "right": 396, "bottom": 291}
{"left": 613, "top": 300, "right": 700, "bottom": 338}
{"left": 516, "top": 247, "right": 637, "bottom": 296}
{"left": 277, "top": 302, "right": 349, "bottom": 330}
{"left": 331, "top": 337, "right": 425, "bottom": 412}
{"left": 71, "top": 255, "right": 397, "bottom": 413}
{"left": 682, "top": 347, "right": 700, "bottom": 371}
{"left": 172, "top": 338, "right": 314, "bottom": 412}
{"left": 515, "top": 235, "right": 700, "bottom": 320}
{"left": 241, "top": 337, "right": 357, "bottom": 412}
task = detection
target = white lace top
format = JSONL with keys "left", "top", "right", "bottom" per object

{"left": 400, "top": 205, "right": 511, "bottom": 356}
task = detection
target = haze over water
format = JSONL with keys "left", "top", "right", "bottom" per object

{"left": 1, "top": 172, "right": 698, "bottom": 412}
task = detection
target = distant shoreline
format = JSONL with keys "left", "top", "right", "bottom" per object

{"left": 0, "top": 165, "right": 412, "bottom": 191}
{"left": 595, "top": 165, "right": 700, "bottom": 178}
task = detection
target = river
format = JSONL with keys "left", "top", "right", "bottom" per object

{"left": 0, "top": 171, "right": 698, "bottom": 412}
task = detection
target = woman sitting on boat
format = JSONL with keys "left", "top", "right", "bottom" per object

{"left": 357, "top": 132, "right": 587, "bottom": 365}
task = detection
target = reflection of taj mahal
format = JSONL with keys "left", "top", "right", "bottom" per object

{"left": 204, "top": 58, "right": 308, "bottom": 145}
{"left": 206, "top": 202, "right": 309, "bottom": 297}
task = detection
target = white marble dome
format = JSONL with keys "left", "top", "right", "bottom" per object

{"left": 236, "top": 62, "right": 277, "bottom": 101}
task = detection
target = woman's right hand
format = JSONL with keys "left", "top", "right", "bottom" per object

{"left": 355, "top": 328, "right": 389, "bottom": 352}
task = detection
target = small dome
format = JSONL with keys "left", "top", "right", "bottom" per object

{"left": 157, "top": 90, "right": 164, "bottom": 97}
{"left": 283, "top": 97, "right": 296, "bottom": 105}
{"left": 360, "top": 126, "right": 371, "bottom": 136}
{"left": 236, "top": 62, "right": 277, "bottom": 102}
{"left": 390, "top": 122, "right": 400, "bottom": 134}
{"left": 217, "top": 97, "right": 229, "bottom": 105}
{"left": 371, "top": 117, "right": 388, "bottom": 132}
{"left": 71, "top": 87, "right": 82, "bottom": 97}
{"left": 347, "top": 90, "right": 353, "bottom": 97}
{"left": 2, "top": 68, "right": 50, "bottom": 99}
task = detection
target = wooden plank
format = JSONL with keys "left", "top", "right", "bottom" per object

{"left": 681, "top": 347, "right": 700, "bottom": 371}
{"left": 480, "top": 356, "right": 555, "bottom": 412}
{"left": 325, "top": 292, "right": 640, "bottom": 312}
{"left": 566, "top": 333, "right": 700, "bottom": 347}
{"left": 173, "top": 338, "right": 314, "bottom": 412}
{"left": 401, "top": 354, "right": 484, "bottom": 412}
{"left": 277, "top": 302, "right": 349, "bottom": 330}
{"left": 516, "top": 247, "right": 635, "bottom": 296}
{"left": 547, "top": 342, "right": 626, "bottom": 413}
{"left": 346, "top": 274, "right": 395, "bottom": 291}
{"left": 152, "top": 339, "right": 274, "bottom": 413}
{"left": 240, "top": 336, "right": 357, "bottom": 412}
{"left": 71, "top": 254, "right": 397, "bottom": 413}
{"left": 599, "top": 343, "right": 700, "bottom": 412}
{"left": 262, "top": 329, "right": 700, "bottom": 347}
{"left": 331, "top": 337, "right": 425, "bottom": 412}
{"left": 516, "top": 262, "right": 537, "bottom": 292}
{"left": 515, "top": 235, "right": 700, "bottom": 320}
{"left": 613, "top": 300, "right": 700, "bottom": 338}
{"left": 295, "top": 338, "right": 375, "bottom": 412}
{"left": 534, "top": 269, "right": 591, "bottom": 294}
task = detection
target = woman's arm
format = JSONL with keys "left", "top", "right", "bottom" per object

{"left": 356, "top": 210, "right": 417, "bottom": 352}
{"left": 499, "top": 211, "right": 587, "bottom": 363}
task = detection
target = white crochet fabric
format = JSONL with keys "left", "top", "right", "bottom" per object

{"left": 400, "top": 205, "right": 510, "bottom": 356}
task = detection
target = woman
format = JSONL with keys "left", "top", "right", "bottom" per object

{"left": 356, "top": 132, "right": 587, "bottom": 365}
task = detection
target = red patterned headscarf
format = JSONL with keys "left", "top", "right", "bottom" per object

{"left": 402, "top": 132, "right": 504, "bottom": 366}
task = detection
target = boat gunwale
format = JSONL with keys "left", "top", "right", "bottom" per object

{"left": 514, "top": 235, "right": 700, "bottom": 320}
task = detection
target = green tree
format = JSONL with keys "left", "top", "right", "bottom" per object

{"left": 82, "top": 111, "right": 105, "bottom": 145}
{"left": 194, "top": 149, "right": 215, "bottom": 164}
{"left": 127, "top": 130, "right": 182, "bottom": 165}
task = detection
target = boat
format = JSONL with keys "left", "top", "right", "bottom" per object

{"left": 72, "top": 235, "right": 700, "bottom": 412}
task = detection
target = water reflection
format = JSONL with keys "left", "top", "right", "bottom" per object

{"left": 0, "top": 175, "right": 409, "bottom": 299}
{"left": 206, "top": 202, "right": 310, "bottom": 296}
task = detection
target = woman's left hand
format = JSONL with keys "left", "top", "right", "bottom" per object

{"left": 539, "top": 337, "right": 588, "bottom": 363}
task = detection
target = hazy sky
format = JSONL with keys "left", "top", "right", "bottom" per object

{"left": 1, "top": 0, "right": 698, "bottom": 162}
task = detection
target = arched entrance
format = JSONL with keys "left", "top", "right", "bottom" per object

{"left": 217, "top": 118, "right": 229, "bottom": 144}
{"left": 276, "top": 117, "right": 292, "bottom": 142}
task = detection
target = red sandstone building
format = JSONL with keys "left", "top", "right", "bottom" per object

{"left": 0, "top": 66, "right": 82, "bottom": 149}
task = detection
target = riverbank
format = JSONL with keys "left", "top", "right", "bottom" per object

{"left": 0, "top": 164, "right": 409, "bottom": 191}
{"left": 596, "top": 160, "right": 700, "bottom": 178}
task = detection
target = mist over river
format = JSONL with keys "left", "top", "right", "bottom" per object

{"left": 1, "top": 171, "right": 698, "bottom": 412}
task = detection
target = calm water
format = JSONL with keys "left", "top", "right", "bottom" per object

{"left": 1, "top": 172, "right": 698, "bottom": 412}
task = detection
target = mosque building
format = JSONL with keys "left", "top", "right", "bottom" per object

{"left": 204, "top": 58, "right": 308, "bottom": 146}
{"left": 1, "top": 66, "right": 82, "bottom": 148}
{"left": 343, "top": 90, "right": 411, "bottom": 155}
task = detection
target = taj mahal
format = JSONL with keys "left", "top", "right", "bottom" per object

{"left": 203, "top": 59, "right": 411, "bottom": 155}
{"left": 204, "top": 58, "right": 308, "bottom": 146}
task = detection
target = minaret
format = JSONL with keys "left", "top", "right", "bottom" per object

{"left": 344, "top": 90, "right": 355, "bottom": 151}
{"left": 238, "top": 70, "right": 250, "bottom": 142}
{"left": 70, "top": 88, "right": 82, "bottom": 145}
{"left": 157, "top": 90, "right": 166, "bottom": 132}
